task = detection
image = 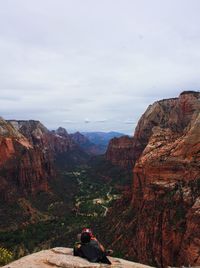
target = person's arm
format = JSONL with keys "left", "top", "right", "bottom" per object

{"left": 91, "top": 236, "right": 105, "bottom": 252}
{"left": 73, "top": 242, "right": 81, "bottom": 256}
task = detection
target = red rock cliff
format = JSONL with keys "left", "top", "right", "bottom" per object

{"left": 0, "top": 119, "right": 88, "bottom": 201}
{"left": 106, "top": 91, "right": 200, "bottom": 170}
{"left": 106, "top": 136, "right": 135, "bottom": 168}
{"left": 0, "top": 118, "right": 54, "bottom": 200}
{"left": 107, "top": 91, "right": 200, "bottom": 267}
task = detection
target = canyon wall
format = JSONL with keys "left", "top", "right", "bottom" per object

{"left": 0, "top": 119, "right": 88, "bottom": 201}
{"left": 107, "top": 91, "right": 200, "bottom": 267}
{"left": 0, "top": 118, "right": 54, "bottom": 200}
{"left": 106, "top": 136, "right": 135, "bottom": 169}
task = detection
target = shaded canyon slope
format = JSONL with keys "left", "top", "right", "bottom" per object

{"left": 0, "top": 118, "right": 54, "bottom": 201}
{"left": 70, "top": 131, "right": 104, "bottom": 155}
{"left": 0, "top": 120, "right": 88, "bottom": 202}
{"left": 106, "top": 135, "right": 135, "bottom": 169}
{"left": 106, "top": 91, "right": 200, "bottom": 267}
{"left": 83, "top": 131, "right": 124, "bottom": 154}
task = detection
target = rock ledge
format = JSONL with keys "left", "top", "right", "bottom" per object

{"left": 1, "top": 247, "right": 153, "bottom": 268}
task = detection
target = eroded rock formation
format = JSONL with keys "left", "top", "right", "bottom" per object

{"left": 107, "top": 91, "right": 200, "bottom": 267}
{"left": 106, "top": 91, "right": 200, "bottom": 169}
{"left": 106, "top": 136, "right": 135, "bottom": 169}
{"left": 0, "top": 118, "right": 54, "bottom": 200}
{"left": 0, "top": 119, "right": 88, "bottom": 201}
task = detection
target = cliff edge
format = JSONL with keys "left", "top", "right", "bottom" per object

{"left": 106, "top": 91, "right": 200, "bottom": 267}
{"left": 1, "top": 247, "right": 153, "bottom": 268}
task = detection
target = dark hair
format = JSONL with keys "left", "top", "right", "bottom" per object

{"left": 81, "top": 232, "right": 91, "bottom": 243}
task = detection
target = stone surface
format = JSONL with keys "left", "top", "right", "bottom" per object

{"left": 1, "top": 247, "right": 153, "bottom": 268}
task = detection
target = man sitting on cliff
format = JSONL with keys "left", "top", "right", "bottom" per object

{"left": 73, "top": 228, "right": 111, "bottom": 264}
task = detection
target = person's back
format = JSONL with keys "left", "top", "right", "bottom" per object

{"left": 74, "top": 232, "right": 111, "bottom": 264}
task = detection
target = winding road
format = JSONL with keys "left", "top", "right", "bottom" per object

{"left": 74, "top": 172, "right": 114, "bottom": 217}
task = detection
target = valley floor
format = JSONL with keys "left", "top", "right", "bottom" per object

{"left": 0, "top": 158, "right": 132, "bottom": 264}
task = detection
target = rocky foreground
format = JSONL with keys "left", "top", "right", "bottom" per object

{"left": 1, "top": 247, "right": 152, "bottom": 268}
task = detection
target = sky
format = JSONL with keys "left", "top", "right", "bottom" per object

{"left": 0, "top": 0, "right": 200, "bottom": 134}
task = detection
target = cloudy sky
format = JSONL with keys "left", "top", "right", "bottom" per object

{"left": 0, "top": 0, "right": 200, "bottom": 134}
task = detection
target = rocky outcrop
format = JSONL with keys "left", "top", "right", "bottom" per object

{"left": 8, "top": 122, "right": 88, "bottom": 168}
{"left": 106, "top": 91, "right": 200, "bottom": 169}
{"left": 107, "top": 91, "right": 200, "bottom": 267}
{"left": 51, "top": 128, "right": 89, "bottom": 169}
{"left": 106, "top": 136, "right": 135, "bottom": 169}
{"left": 0, "top": 120, "right": 88, "bottom": 201}
{"left": 0, "top": 118, "right": 54, "bottom": 201}
{"left": 9, "top": 121, "right": 76, "bottom": 154}
{"left": 2, "top": 247, "right": 153, "bottom": 268}
{"left": 70, "top": 132, "right": 104, "bottom": 155}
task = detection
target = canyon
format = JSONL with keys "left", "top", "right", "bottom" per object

{"left": 0, "top": 91, "right": 199, "bottom": 268}
{"left": 0, "top": 119, "right": 89, "bottom": 202}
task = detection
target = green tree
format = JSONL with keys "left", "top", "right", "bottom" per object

{"left": 0, "top": 247, "right": 13, "bottom": 265}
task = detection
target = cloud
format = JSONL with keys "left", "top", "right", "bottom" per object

{"left": 94, "top": 119, "right": 108, "bottom": 123}
{"left": 124, "top": 120, "right": 137, "bottom": 125}
{"left": 62, "top": 120, "right": 75, "bottom": 124}
{"left": 84, "top": 118, "right": 90, "bottom": 124}
{"left": 0, "top": 0, "right": 200, "bottom": 134}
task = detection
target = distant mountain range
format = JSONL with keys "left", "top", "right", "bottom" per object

{"left": 81, "top": 131, "right": 125, "bottom": 153}
{"left": 0, "top": 119, "right": 125, "bottom": 203}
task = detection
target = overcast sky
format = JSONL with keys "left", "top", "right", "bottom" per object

{"left": 0, "top": 0, "right": 200, "bottom": 134}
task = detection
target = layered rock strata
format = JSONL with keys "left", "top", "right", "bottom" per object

{"left": 0, "top": 119, "right": 53, "bottom": 200}
{"left": 106, "top": 136, "right": 135, "bottom": 169}
{"left": 106, "top": 91, "right": 200, "bottom": 169}
{"left": 0, "top": 119, "right": 87, "bottom": 201}
{"left": 107, "top": 91, "right": 200, "bottom": 267}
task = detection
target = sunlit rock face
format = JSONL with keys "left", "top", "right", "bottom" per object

{"left": 106, "top": 91, "right": 200, "bottom": 169}
{"left": 107, "top": 91, "right": 200, "bottom": 267}
{"left": 9, "top": 121, "right": 76, "bottom": 154}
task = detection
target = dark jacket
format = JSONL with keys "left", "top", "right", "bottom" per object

{"left": 74, "top": 240, "right": 111, "bottom": 264}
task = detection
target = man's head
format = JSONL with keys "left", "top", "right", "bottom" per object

{"left": 82, "top": 228, "right": 93, "bottom": 237}
{"left": 81, "top": 232, "right": 91, "bottom": 243}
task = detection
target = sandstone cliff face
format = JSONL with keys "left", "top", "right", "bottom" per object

{"left": 9, "top": 121, "right": 76, "bottom": 154}
{"left": 50, "top": 127, "right": 77, "bottom": 153}
{"left": 0, "top": 118, "right": 54, "bottom": 201}
{"left": 0, "top": 120, "right": 89, "bottom": 201}
{"left": 107, "top": 91, "right": 200, "bottom": 267}
{"left": 106, "top": 91, "right": 200, "bottom": 169}
{"left": 9, "top": 121, "right": 88, "bottom": 168}
{"left": 106, "top": 136, "right": 135, "bottom": 169}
